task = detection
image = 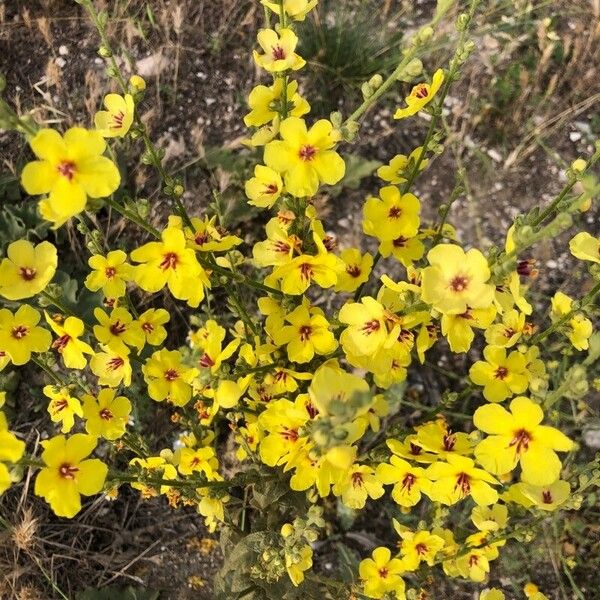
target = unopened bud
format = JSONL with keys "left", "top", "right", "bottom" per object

{"left": 129, "top": 74, "right": 146, "bottom": 91}
{"left": 368, "top": 74, "right": 383, "bottom": 90}
{"left": 361, "top": 82, "right": 374, "bottom": 100}
{"left": 172, "top": 184, "right": 185, "bottom": 198}
{"left": 98, "top": 45, "right": 112, "bottom": 58}
{"left": 404, "top": 58, "right": 423, "bottom": 78}
{"left": 418, "top": 26, "right": 434, "bottom": 43}
{"left": 456, "top": 12, "right": 470, "bottom": 31}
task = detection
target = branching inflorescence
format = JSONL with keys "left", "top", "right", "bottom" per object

{"left": 1, "top": 0, "right": 600, "bottom": 598}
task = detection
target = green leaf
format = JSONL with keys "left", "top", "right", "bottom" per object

{"left": 327, "top": 154, "right": 381, "bottom": 198}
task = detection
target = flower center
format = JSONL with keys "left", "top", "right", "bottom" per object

{"left": 142, "top": 322, "right": 154, "bottom": 333}
{"left": 59, "top": 463, "right": 79, "bottom": 479}
{"left": 111, "top": 110, "right": 125, "bottom": 129}
{"left": 110, "top": 320, "right": 127, "bottom": 336}
{"left": 164, "top": 368, "right": 179, "bottom": 381}
{"left": 160, "top": 252, "right": 179, "bottom": 270}
{"left": 264, "top": 183, "right": 279, "bottom": 195}
{"left": 299, "top": 263, "right": 313, "bottom": 280}
{"left": 272, "top": 45, "right": 286, "bottom": 60}
{"left": 494, "top": 366, "right": 508, "bottom": 380}
{"left": 414, "top": 84, "right": 429, "bottom": 99}
{"left": 199, "top": 353, "right": 215, "bottom": 368}
{"left": 409, "top": 442, "right": 422, "bottom": 455}
{"left": 11, "top": 325, "right": 28, "bottom": 339}
{"left": 378, "top": 567, "right": 389, "bottom": 579}
{"left": 107, "top": 357, "right": 124, "bottom": 371}
{"left": 346, "top": 264, "right": 361, "bottom": 278}
{"left": 298, "top": 145, "right": 317, "bottom": 161}
{"left": 361, "top": 319, "right": 381, "bottom": 335}
{"left": 298, "top": 325, "right": 312, "bottom": 342}
{"left": 455, "top": 472, "right": 471, "bottom": 497}
{"left": 542, "top": 490, "right": 553, "bottom": 504}
{"left": 52, "top": 334, "right": 71, "bottom": 350}
{"left": 393, "top": 236, "right": 408, "bottom": 247}
{"left": 194, "top": 232, "right": 210, "bottom": 246}
{"left": 57, "top": 161, "right": 76, "bottom": 181}
{"left": 469, "top": 554, "right": 479, "bottom": 567}
{"left": 105, "top": 266, "right": 116, "bottom": 279}
{"left": 280, "top": 427, "right": 299, "bottom": 442}
{"left": 388, "top": 206, "right": 402, "bottom": 219}
{"left": 449, "top": 275, "right": 469, "bottom": 292}
{"left": 53, "top": 399, "right": 69, "bottom": 413}
{"left": 415, "top": 543, "right": 428, "bottom": 556}
{"left": 443, "top": 432, "right": 456, "bottom": 451}
{"left": 99, "top": 408, "right": 114, "bottom": 420}
{"left": 351, "top": 472, "right": 364, "bottom": 488}
{"left": 401, "top": 472, "right": 416, "bottom": 492}
{"left": 19, "top": 266, "right": 37, "bottom": 281}
{"left": 509, "top": 429, "right": 531, "bottom": 454}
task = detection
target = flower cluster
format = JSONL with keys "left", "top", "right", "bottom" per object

{"left": 1, "top": 0, "right": 599, "bottom": 598}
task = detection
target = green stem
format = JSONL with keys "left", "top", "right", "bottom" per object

{"left": 31, "top": 356, "right": 64, "bottom": 386}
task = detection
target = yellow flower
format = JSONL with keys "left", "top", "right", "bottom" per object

{"left": 0, "top": 411, "right": 26, "bottom": 495}
{"left": 379, "top": 234, "right": 425, "bottom": 267}
{"left": 258, "top": 398, "right": 309, "bottom": 467}
{"left": 245, "top": 165, "right": 284, "bottom": 208}
{"left": 138, "top": 308, "right": 170, "bottom": 346}
{"left": 93, "top": 307, "right": 144, "bottom": 354}
{"left": 569, "top": 231, "right": 600, "bottom": 263}
{"left": 94, "top": 93, "right": 135, "bottom": 137}
{"left": 377, "top": 147, "right": 428, "bottom": 184}
{"left": 359, "top": 546, "right": 406, "bottom": 599}
{"left": 43, "top": 385, "right": 83, "bottom": 434}
{"left": 90, "top": 345, "right": 132, "bottom": 387}
{"left": 129, "top": 74, "right": 146, "bottom": 91}
{"left": 34, "top": 434, "right": 108, "bottom": 518}
{"left": 471, "top": 503, "right": 508, "bottom": 532}
{"left": 550, "top": 291, "right": 593, "bottom": 351}
{"left": 131, "top": 226, "right": 210, "bottom": 308}
{"left": 508, "top": 479, "right": 570, "bottom": 511}
{"left": 285, "top": 544, "right": 313, "bottom": 587}
{"left": 244, "top": 79, "right": 310, "bottom": 127}
{"left": 339, "top": 296, "right": 396, "bottom": 357}
{"left": 82, "top": 388, "right": 131, "bottom": 440}
{"left": 142, "top": 349, "right": 198, "bottom": 407}
{"left": 253, "top": 218, "right": 301, "bottom": 267}
{"left": 469, "top": 345, "right": 529, "bottom": 403}
{"left": 474, "top": 396, "right": 573, "bottom": 485}
{"left": 85, "top": 250, "right": 134, "bottom": 299}
{"left": 332, "top": 464, "right": 385, "bottom": 509}
{"left": 0, "top": 239, "right": 57, "bottom": 300}
{"left": 363, "top": 186, "right": 421, "bottom": 242}
{"left": 426, "top": 454, "right": 499, "bottom": 506}
{"left": 415, "top": 419, "right": 474, "bottom": 457}
{"left": 394, "top": 69, "right": 444, "bottom": 119}
{"left": 421, "top": 244, "right": 495, "bottom": 314}
{"left": 484, "top": 309, "right": 527, "bottom": 348}
{"left": 376, "top": 455, "right": 431, "bottom": 507}
{"left": 168, "top": 215, "right": 242, "bottom": 253}
{"left": 269, "top": 243, "right": 342, "bottom": 294}
{"left": 399, "top": 530, "right": 445, "bottom": 571}
{"left": 264, "top": 117, "right": 345, "bottom": 197}
{"left": 45, "top": 313, "right": 94, "bottom": 369}
{"left": 176, "top": 446, "right": 218, "bottom": 477}
{"left": 130, "top": 456, "right": 178, "bottom": 497}
{"left": 253, "top": 28, "right": 306, "bottom": 72}
{"left": 21, "top": 128, "right": 120, "bottom": 227}
{"left": 334, "top": 248, "right": 373, "bottom": 292}
{"left": 0, "top": 305, "right": 51, "bottom": 365}
{"left": 454, "top": 547, "right": 491, "bottom": 582}
{"left": 441, "top": 305, "right": 497, "bottom": 353}
{"left": 261, "top": 0, "right": 318, "bottom": 21}
{"left": 480, "top": 589, "right": 505, "bottom": 600}
{"left": 272, "top": 301, "right": 337, "bottom": 363}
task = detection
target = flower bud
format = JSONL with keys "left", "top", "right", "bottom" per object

{"left": 361, "top": 82, "right": 374, "bottom": 100}
{"left": 172, "top": 184, "right": 185, "bottom": 198}
{"left": 129, "top": 74, "right": 147, "bottom": 91}
{"left": 281, "top": 523, "right": 294, "bottom": 538}
{"left": 418, "top": 26, "right": 434, "bottom": 43}
{"left": 368, "top": 74, "right": 383, "bottom": 90}
{"left": 404, "top": 58, "right": 423, "bottom": 78}
{"left": 98, "top": 45, "right": 112, "bottom": 58}
{"left": 456, "top": 12, "right": 470, "bottom": 31}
